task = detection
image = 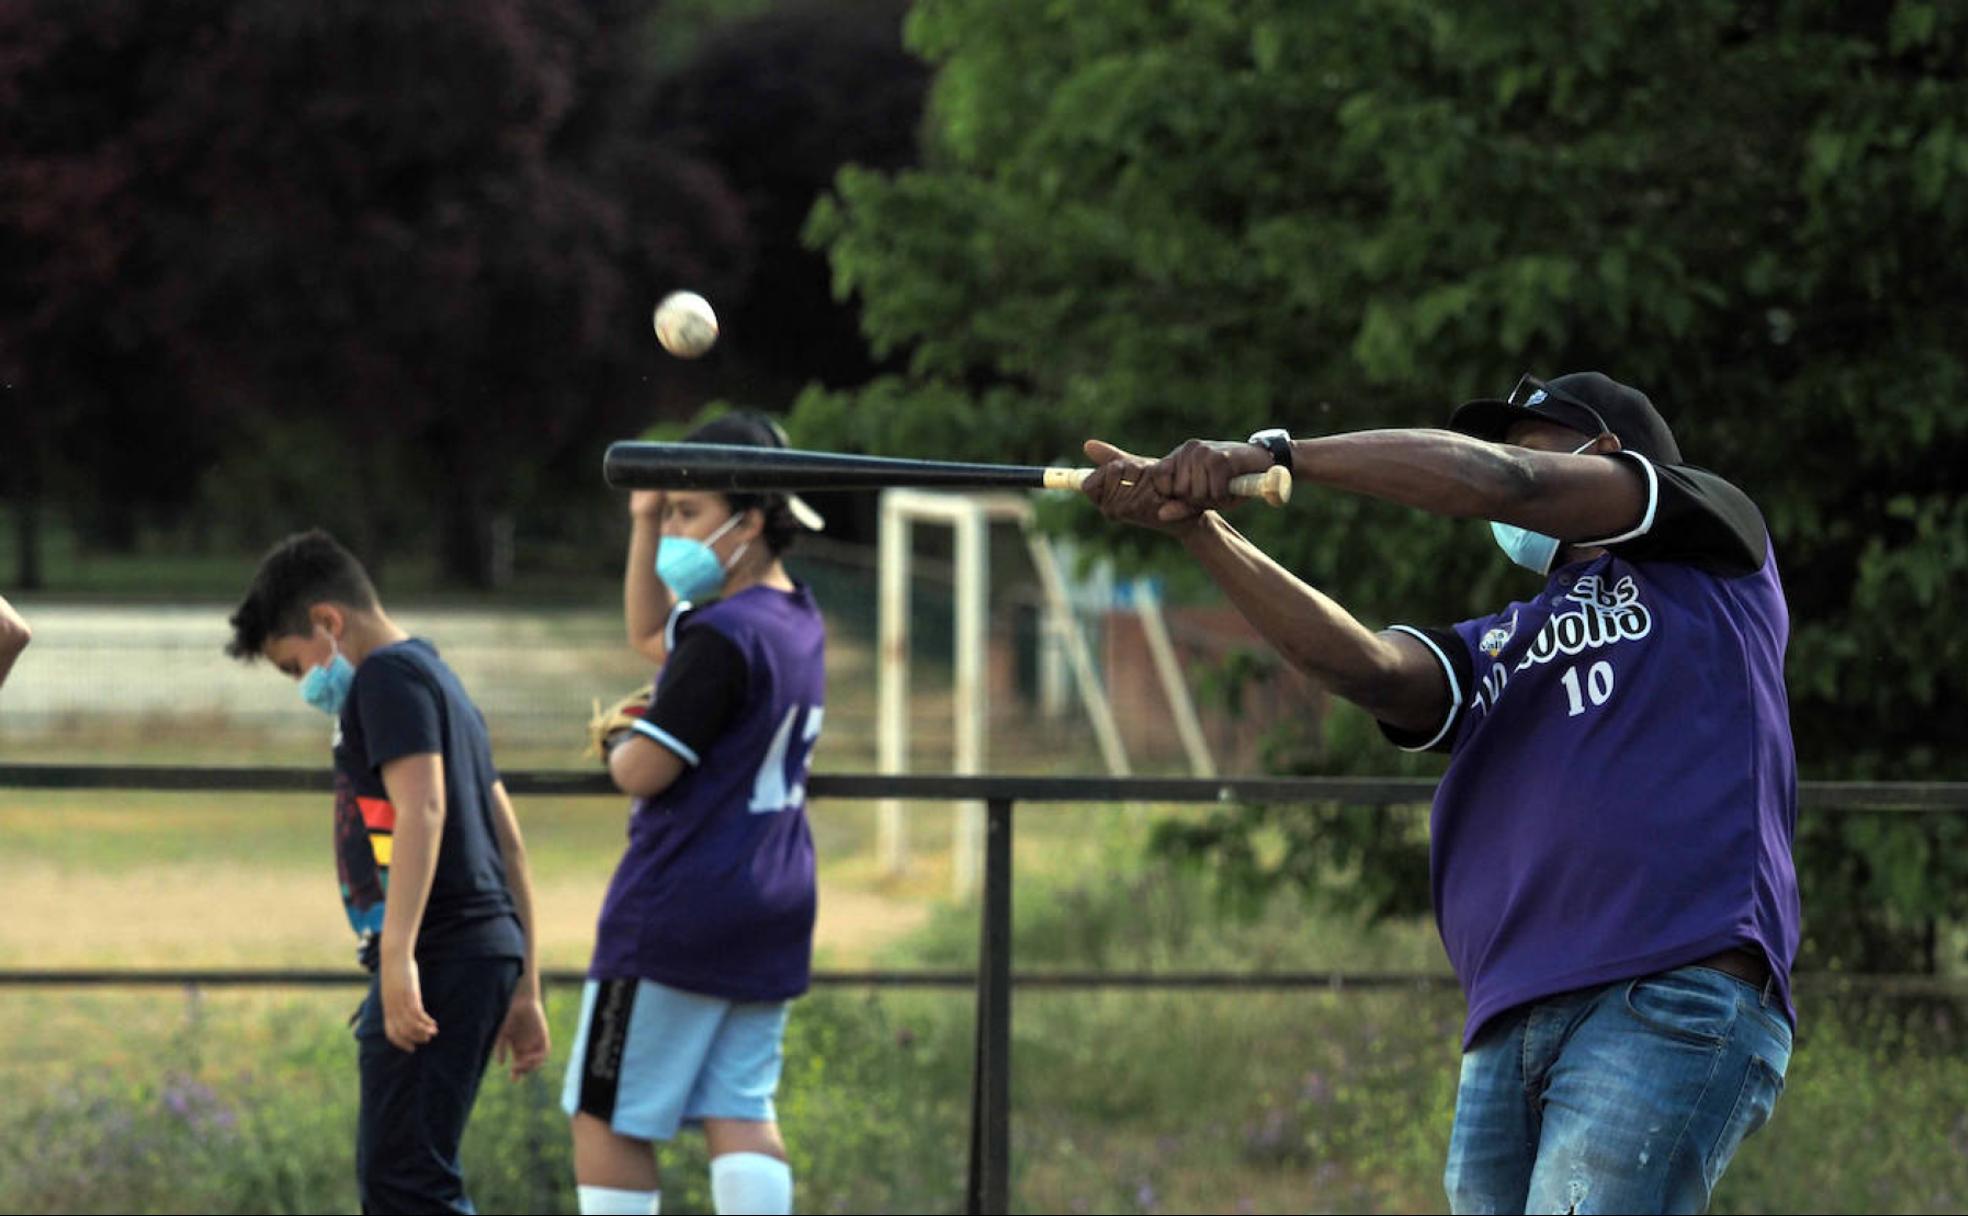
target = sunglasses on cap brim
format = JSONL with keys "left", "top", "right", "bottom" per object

{"left": 1508, "top": 374, "right": 1614, "bottom": 438}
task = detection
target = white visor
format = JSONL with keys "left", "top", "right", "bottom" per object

{"left": 786, "top": 494, "right": 825, "bottom": 531}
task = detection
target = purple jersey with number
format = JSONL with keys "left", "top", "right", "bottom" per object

{"left": 589, "top": 583, "right": 826, "bottom": 1002}
{"left": 1384, "top": 453, "right": 1801, "bottom": 1047}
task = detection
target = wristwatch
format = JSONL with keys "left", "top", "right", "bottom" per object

{"left": 1247, "top": 427, "right": 1294, "bottom": 474}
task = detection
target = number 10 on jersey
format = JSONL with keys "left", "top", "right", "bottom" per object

{"left": 1559, "top": 661, "right": 1615, "bottom": 717}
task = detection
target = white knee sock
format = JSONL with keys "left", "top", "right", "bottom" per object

{"left": 577, "top": 1183, "right": 661, "bottom": 1214}
{"left": 710, "top": 1152, "right": 792, "bottom": 1215}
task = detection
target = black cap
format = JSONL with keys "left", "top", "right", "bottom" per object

{"left": 1449, "top": 372, "right": 1681, "bottom": 465}
{"left": 681, "top": 411, "right": 826, "bottom": 530}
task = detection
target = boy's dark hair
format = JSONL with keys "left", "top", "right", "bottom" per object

{"left": 225, "top": 529, "right": 381, "bottom": 660}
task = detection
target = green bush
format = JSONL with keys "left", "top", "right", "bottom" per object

{"left": 0, "top": 987, "right": 975, "bottom": 1215}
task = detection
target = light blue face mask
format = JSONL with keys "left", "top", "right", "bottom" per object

{"left": 1489, "top": 438, "right": 1599, "bottom": 575}
{"left": 655, "top": 512, "right": 746, "bottom": 603}
{"left": 298, "top": 640, "right": 355, "bottom": 717}
{"left": 1489, "top": 521, "right": 1564, "bottom": 576}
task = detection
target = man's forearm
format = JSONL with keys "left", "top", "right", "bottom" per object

{"left": 1291, "top": 429, "right": 1536, "bottom": 520}
{"left": 1178, "top": 512, "right": 1402, "bottom": 706}
{"left": 1287, "top": 428, "right": 1646, "bottom": 539}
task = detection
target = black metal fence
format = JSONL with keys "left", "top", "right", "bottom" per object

{"left": 4, "top": 764, "right": 1967, "bottom": 1215}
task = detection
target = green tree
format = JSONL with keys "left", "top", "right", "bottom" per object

{"left": 1, "top": 0, "right": 723, "bottom": 584}
{"left": 2, "top": 0, "right": 927, "bottom": 587}
{"left": 796, "top": 0, "right": 1968, "bottom": 969}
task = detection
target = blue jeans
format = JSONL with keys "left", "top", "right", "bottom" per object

{"left": 1445, "top": 964, "right": 1792, "bottom": 1214}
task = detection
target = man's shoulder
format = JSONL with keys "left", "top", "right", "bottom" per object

{"left": 1603, "top": 457, "right": 1770, "bottom": 577}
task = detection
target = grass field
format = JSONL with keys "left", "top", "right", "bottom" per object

{"left": 6, "top": 782, "right": 1968, "bottom": 1214}
{"left": 0, "top": 789, "right": 951, "bottom": 972}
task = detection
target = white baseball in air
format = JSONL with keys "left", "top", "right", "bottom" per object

{"left": 653, "top": 290, "right": 718, "bottom": 358}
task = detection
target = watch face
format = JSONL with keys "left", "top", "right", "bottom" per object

{"left": 1248, "top": 429, "right": 1292, "bottom": 468}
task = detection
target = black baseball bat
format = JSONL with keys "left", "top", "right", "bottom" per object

{"left": 601, "top": 442, "right": 1291, "bottom": 505}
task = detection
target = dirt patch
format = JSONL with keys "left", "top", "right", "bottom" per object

{"left": 2, "top": 859, "right": 936, "bottom": 970}
{"left": 813, "top": 886, "right": 934, "bottom": 967}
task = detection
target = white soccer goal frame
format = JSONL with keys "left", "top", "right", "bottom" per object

{"left": 875, "top": 489, "right": 1216, "bottom": 896}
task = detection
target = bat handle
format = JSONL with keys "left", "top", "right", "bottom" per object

{"left": 1046, "top": 463, "right": 1292, "bottom": 507}
{"left": 1229, "top": 465, "right": 1292, "bottom": 506}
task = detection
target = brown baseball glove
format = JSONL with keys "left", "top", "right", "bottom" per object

{"left": 585, "top": 684, "right": 653, "bottom": 762}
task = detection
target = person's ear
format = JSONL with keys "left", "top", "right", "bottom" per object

{"left": 308, "top": 603, "right": 346, "bottom": 641}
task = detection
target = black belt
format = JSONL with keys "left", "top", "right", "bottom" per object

{"left": 1691, "top": 947, "right": 1771, "bottom": 989}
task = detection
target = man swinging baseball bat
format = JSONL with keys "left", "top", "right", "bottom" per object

{"left": 1078, "top": 377, "right": 1798, "bottom": 1215}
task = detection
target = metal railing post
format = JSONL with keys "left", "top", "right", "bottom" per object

{"left": 966, "top": 796, "right": 1014, "bottom": 1215}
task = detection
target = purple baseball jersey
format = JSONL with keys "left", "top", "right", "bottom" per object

{"left": 1383, "top": 453, "right": 1801, "bottom": 1047}
{"left": 589, "top": 583, "right": 826, "bottom": 1002}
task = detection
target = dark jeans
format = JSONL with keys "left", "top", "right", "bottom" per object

{"left": 354, "top": 956, "right": 522, "bottom": 1215}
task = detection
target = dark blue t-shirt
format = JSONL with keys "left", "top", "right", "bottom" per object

{"left": 332, "top": 638, "right": 525, "bottom": 963}
{"left": 1384, "top": 453, "right": 1800, "bottom": 1047}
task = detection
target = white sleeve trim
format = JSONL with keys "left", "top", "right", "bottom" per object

{"left": 1385, "top": 625, "right": 1462, "bottom": 753}
{"left": 1577, "top": 451, "right": 1659, "bottom": 547}
{"left": 630, "top": 718, "right": 700, "bottom": 766}
{"left": 663, "top": 599, "right": 694, "bottom": 653}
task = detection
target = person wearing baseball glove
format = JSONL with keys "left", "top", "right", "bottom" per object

{"left": 565, "top": 411, "right": 827, "bottom": 1216}
{"left": 1082, "top": 373, "right": 1797, "bottom": 1215}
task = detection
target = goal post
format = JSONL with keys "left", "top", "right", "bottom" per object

{"left": 874, "top": 490, "right": 1218, "bottom": 895}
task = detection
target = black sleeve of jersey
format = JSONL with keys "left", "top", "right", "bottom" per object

{"left": 638, "top": 627, "right": 751, "bottom": 765}
{"left": 1375, "top": 625, "right": 1472, "bottom": 755}
{"left": 354, "top": 654, "right": 443, "bottom": 771}
{"left": 1591, "top": 454, "right": 1769, "bottom": 577}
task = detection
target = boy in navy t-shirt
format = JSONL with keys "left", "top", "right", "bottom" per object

{"left": 227, "top": 529, "right": 550, "bottom": 1214}
{"left": 1082, "top": 372, "right": 1797, "bottom": 1215}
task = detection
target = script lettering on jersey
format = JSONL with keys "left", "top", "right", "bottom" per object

{"left": 1468, "top": 575, "right": 1653, "bottom": 718}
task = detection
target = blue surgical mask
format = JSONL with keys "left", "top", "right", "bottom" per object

{"left": 1489, "top": 521, "right": 1563, "bottom": 576}
{"left": 1489, "top": 438, "right": 1598, "bottom": 575}
{"left": 299, "top": 640, "right": 355, "bottom": 717}
{"left": 655, "top": 512, "right": 745, "bottom": 603}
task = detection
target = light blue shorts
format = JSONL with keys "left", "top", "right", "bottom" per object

{"left": 560, "top": 977, "right": 790, "bottom": 1142}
